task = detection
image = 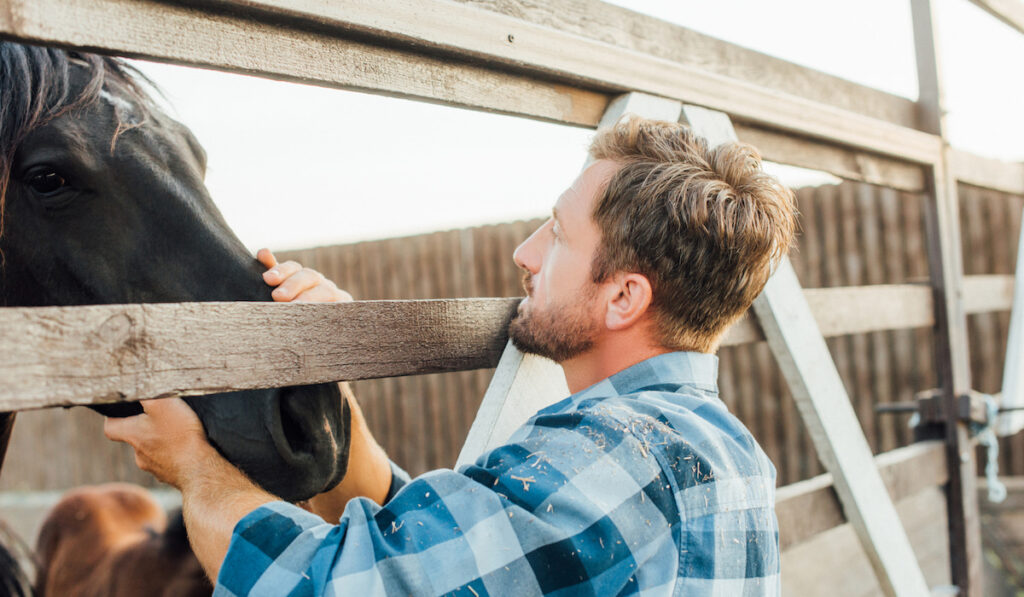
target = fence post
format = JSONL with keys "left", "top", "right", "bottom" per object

{"left": 911, "top": 0, "right": 984, "bottom": 593}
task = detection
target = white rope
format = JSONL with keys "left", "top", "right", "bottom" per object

{"left": 974, "top": 394, "right": 1007, "bottom": 503}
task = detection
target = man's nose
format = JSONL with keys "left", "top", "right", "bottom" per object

{"left": 513, "top": 226, "right": 543, "bottom": 274}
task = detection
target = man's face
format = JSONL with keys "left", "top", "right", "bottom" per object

{"left": 508, "top": 160, "right": 619, "bottom": 362}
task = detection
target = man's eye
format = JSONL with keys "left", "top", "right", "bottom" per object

{"left": 27, "top": 171, "right": 68, "bottom": 195}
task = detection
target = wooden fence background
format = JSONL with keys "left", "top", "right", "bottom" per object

{"left": 0, "top": 179, "right": 1020, "bottom": 490}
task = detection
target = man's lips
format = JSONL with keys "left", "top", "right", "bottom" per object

{"left": 521, "top": 272, "right": 534, "bottom": 296}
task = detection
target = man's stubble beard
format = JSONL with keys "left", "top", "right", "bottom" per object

{"left": 508, "top": 272, "right": 602, "bottom": 363}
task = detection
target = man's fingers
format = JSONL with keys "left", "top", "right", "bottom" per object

{"left": 140, "top": 396, "right": 189, "bottom": 416}
{"left": 271, "top": 268, "right": 325, "bottom": 301}
{"left": 140, "top": 397, "right": 204, "bottom": 430}
{"left": 103, "top": 413, "right": 144, "bottom": 444}
{"left": 256, "top": 248, "right": 278, "bottom": 270}
{"left": 263, "top": 260, "right": 303, "bottom": 289}
{"left": 293, "top": 284, "right": 352, "bottom": 303}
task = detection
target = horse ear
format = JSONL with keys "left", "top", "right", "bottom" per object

{"left": 33, "top": 499, "right": 68, "bottom": 593}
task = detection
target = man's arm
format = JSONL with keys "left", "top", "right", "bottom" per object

{"left": 104, "top": 398, "right": 277, "bottom": 581}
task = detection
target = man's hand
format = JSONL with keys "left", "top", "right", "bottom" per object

{"left": 257, "top": 248, "right": 394, "bottom": 518}
{"left": 103, "top": 398, "right": 222, "bottom": 491}
{"left": 257, "top": 248, "right": 352, "bottom": 303}
{"left": 105, "top": 397, "right": 277, "bottom": 581}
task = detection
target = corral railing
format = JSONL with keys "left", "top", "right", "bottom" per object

{"left": 1, "top": 0, "right": 1022, "bottom": 594}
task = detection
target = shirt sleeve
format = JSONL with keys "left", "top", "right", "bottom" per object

{"left": 213, "top": 408, "right": 755, "bottom": 596}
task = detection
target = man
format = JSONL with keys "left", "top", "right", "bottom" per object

{"left": 105, "top": 116, "right": 796, "bottom": 596}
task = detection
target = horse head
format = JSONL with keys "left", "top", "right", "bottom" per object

{"left": 0, "top": 42, "right": 349, "bottom": 502}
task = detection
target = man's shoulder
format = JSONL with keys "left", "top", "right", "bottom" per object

{"left": 530, "top": 386, "right": 776, "bottom": 517}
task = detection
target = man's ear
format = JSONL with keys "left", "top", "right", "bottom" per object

{"left": 605, "top": 273, "right": 653, "bottom": 331}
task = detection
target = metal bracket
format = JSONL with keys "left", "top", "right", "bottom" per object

{"left": 876, "top": 390, "right": 1007, "bottom": 427}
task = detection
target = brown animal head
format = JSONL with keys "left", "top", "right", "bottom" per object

{"left": 35, "top": 484, "right": 210, "bottom": 597}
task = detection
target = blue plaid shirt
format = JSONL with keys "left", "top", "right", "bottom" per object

{"left": 215, "top": 352, "right": 780, "bottom": 596}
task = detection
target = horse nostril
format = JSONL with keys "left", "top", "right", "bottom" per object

{"left": 277, "top": 396, "right": 315, "bottom": 458}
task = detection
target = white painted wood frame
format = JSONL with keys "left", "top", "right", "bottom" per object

{"left": 997, "top": 206, "right": 1024, "bottom": 435}
{"left": 679, "top": 104, "right": 931, "bottom": 597}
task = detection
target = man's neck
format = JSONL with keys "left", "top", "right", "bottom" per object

{"left": 560, "top": 339, "right": 672, "bottom": 394}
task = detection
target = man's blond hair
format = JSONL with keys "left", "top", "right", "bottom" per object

{"left": 589, "top": 117, "right": 797, "bottom": 352}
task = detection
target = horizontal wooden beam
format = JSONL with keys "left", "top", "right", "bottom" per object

{"left": 0, "top": 0, "right": 942, "bottom": 163}
{"left": 776, "top": 440, "right": 948, "bottom": 551}
{"left": 0, "top": 0, "right": 609, "bottom": 127}
{"left": 963, "top": 274, "right": 1015, "bottom": 313}
{"left": 0, "top": 299, "right": 518, "bottom": 412}
{"left": 203, "top": 0, "right": 948, "bottom": 163}
{"left": 721, "top": 284, "right": 935, "bottom": 346}
{"left": 969, "top": 0, "right": 1024, "bottom": 36}
{"left": 0, "top": 276, "right": 1012, "bottom": 412}
{"left": 734, "top": 123, "right": 926, "bottom": 193}
{"left": 952, "top": 149, "right": 1024, "bottom": 196}
{"left": 0, "top": 0, "right": 1014, "bottom": 195}
{"left": 452, "top": 0, "right": 920, "bottom": 130}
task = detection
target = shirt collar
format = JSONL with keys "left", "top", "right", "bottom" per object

{"left": 572, "top": 351, "right": 719, "bottom": 402}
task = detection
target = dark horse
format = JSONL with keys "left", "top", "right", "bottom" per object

{"left": 0, "top": 42, "right": 351, "bottom": 503}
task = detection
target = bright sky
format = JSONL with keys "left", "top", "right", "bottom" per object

{"left": 132, "top": 0, "right": 1023, "bottom": 251}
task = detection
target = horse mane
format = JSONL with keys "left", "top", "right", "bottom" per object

{"left": 0, "top": 43, "right": 156, "bottom": 242}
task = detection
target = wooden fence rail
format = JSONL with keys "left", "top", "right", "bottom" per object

{"left": 2, "top": 0, "right": 1023, "bottom": 199}
{"left": 0, "top": 278, "right": 1011, "bottom": 413}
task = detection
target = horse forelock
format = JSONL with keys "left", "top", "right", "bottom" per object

{"left": 0, "top": 43, "right": 156, "bottom": 247}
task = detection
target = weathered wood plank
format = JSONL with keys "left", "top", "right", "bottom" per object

{"left": 0, "top": 299, "right": 518, "bottom": 412}
{"left": 721, "top": 284, "right": 931, "bottom": 345}
{"left": 0, "top": 274, "right": 1013, "bottom": 414}
{"left": 0, "top": 0, "right": 609, "bottom": 127}
{"left": 5, "top": 0, "right": 1017, "bottom": 193}
{"left": 776, "top": 440, "right": 948, "bottom": 551}
{"left": 684, "top": 105, "right": 930, "bottom": 597}
{"left": 733, "top": 123, "right": 926, "bottom": 192}
{"left": 969, "top": 0, "right": 1024, "bottom": 36}
{"left": 182, "top": 0, "right": 940, "bottom": 162}
{"left": 0, "top": 0, "right": 942, "bottom": 163}
{"left": 453, "top": 0, "right": 920, "bottom": 129}
{"left": 963, "top": 274, "right": 1016, "bottom": 313}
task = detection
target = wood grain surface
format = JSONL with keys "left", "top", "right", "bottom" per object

{"left": 0, "top": 299, "right": 517, "bottom": 411}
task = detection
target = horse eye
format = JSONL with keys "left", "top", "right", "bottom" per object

{"left": 27, "top": 171, "right": 67, "bottom": 195}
